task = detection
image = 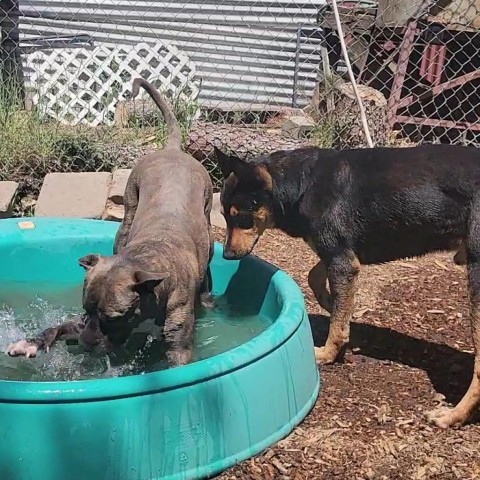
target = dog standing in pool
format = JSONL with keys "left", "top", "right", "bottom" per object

{"left": 7, "top": 78, "right": 215, "bottom": 367}
{"left": 214, "top": 143, "right": 480, "bottom": 429}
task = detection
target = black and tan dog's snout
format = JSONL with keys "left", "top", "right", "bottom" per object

{"left": 223, "top": 227, "right": 259, "bottom": 259}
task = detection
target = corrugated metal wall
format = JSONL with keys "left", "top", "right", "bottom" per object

{"left": 18, "top": 0, "right": 324, "bottom": 108}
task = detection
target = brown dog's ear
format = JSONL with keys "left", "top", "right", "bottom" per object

{"left": 134, "top": 271, "right": 170, "bottom": 293}
{"left": 79, "top": 254, "right": 101, "bottom": 270}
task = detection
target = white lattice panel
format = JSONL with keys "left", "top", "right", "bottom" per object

{"left": 23, "top": 42, "right": 199, "bottom": 126}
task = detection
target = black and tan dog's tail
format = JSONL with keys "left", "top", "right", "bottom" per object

{"left": 131, "top": 78, "right": 181, "bottom": 149}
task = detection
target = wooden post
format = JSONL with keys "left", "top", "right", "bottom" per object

{"left": 385, "top": 20, "right": 417, "bottom": 132}
{"left": 320, "top": 45, "right": 335, "bottom": 115}
{"left": 0, "top": 0, "right": 25, "bottom": 106}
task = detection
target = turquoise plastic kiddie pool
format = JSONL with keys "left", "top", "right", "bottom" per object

{"left": 0, "top": 218, "right": 319, "bottom": 480}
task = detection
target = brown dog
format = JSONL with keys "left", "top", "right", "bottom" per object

{"left": 7, "top": 78, "right": 214, "bottom": 367}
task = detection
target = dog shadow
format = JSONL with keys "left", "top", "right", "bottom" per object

{"left": 309, "top": 314, "right": 473, "bottom": 405}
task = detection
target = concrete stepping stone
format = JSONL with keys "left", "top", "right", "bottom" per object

{"left": 0, "top": 181, "right": 19, "bottom": 218}
{"left": 211, "top": 192, "right": 226, "bottom": 229}
{"left": 35, "top": 172, "right": 111, "bottom": 218}
{"left": 102, "top": 169, "right": 131, "bottom": 221}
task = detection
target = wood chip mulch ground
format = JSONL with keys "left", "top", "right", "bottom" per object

{"left": 212, "top": 227, "right": 480, "bottom": 480}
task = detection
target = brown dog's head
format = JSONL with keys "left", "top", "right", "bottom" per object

{"left": 78, "top": 254, "right": 169, "bottom": 350}
{"left": 214, "top": 147, "right": 275, "bottom": 259}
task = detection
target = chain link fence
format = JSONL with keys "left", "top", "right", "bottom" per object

{"left": 1, "top": 0, "right": 479, "bottom": 202}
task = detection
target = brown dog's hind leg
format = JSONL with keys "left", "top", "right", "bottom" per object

{"left": 427, "top": 225, "right": 480, "bottom": 427}
{"left": 315, "top": 251, "right": 360, "bottom": 364}
{"left": 199, "top": 235, "right": 216, "bottom": 308}
{"left": 113, "top": 177, "right": 139, "bottom": 254}
{"left": 199, "top": 267, "right": 216, "bottom": 309}
{"left": 308, "top": 260, "right": 332, "bottom": 314}
{"left": 199, "top": 186, "right": 216, "bottom": 309}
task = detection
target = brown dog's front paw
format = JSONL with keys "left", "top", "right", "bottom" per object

{"left": 6, "top": 340, "right": 41, "bottom": 358}
{"left": 167, "top": 348, "right": 192, "bottom": 367}
{"left": 425, "top": 406, "right": 466, "bottom": 429}
{"left": 200, "top": 293, "right": 216, "bottom": 309}
{"left": 314, "top": 346, "right": 339, "bottom": 365}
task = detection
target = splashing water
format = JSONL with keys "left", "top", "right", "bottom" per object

{"left": 0, "top": 281, "right": 273, "bottom": 381}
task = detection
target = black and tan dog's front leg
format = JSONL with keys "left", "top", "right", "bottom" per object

{"left": 454, "top": 241, "right": 467, "bottom": 266}
{"left": 427, "top": 224, "right": 480, "bottom": 428}
{"left": 6, "top": 314, "right": 87, "bottom": 358}
{"left": 315, "top": 251, "right": 360, "bottom": 364}
{"left": 308, "top": 260, "right": 332, "bottom": 314}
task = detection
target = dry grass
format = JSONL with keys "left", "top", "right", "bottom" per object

{"left": 0, "top": 85, "right": 197, "bottom": 199}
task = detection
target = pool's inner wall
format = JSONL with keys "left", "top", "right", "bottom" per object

{"left": 0, "top": 218, "right": 320, "bottom": 480}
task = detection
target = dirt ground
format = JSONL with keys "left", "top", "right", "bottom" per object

{"left": 212, "top": 227, "right": 480, "bottom": 480}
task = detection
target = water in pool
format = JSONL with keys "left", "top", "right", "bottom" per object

{"left": 0, "top": 281, "right": 273, "bottom": 381}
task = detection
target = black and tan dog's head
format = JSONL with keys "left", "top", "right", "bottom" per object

{"left": 77, "top": 254, "right": 169, "bottom": 350}
{"left": 214, "top": 147, "right": 275, "bottom": 259}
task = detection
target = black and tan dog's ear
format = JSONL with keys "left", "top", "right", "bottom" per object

{"left": 78, "top": 254, "right": 101, "bottom": 270}
{"left": 231, "top": 160, "right": 272, "bottom": 191}
{"left": 214, "top": 147, "right": 249, "bottom": 179}
{"left": 134, "top": 271, "right": 170, "bottom": 292}
{"left": 214, "top": 146, "right": 272, "bottom": 190}
{"left": 253, "top": 164, "right": 273, "bottom": 191}
{"left": 214, "top": 146, "right": 235, "bottom": 178}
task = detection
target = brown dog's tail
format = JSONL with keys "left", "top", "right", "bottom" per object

{"left": 131, "top": 78, "right": 181, "bottom": 149}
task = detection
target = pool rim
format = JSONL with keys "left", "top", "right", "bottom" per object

{"left": 0, "top": 217, "right": 307, "bottom": 403}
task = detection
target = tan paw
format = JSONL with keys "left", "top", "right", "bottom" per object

{"left": 6, "top": 340, "right": 39, "bottom": 358}
{"left": 425, "top": 406, "right": 465, "bottom": 429}
{"left": 314, "top": 346, "right": 339, "bottom": 365}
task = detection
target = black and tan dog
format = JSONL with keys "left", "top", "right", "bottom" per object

{"left": 214, "top": 143, "right": 480, "bottom": 428}
{"left": 7, "top": 78, "right": 214, "bottom": 367}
